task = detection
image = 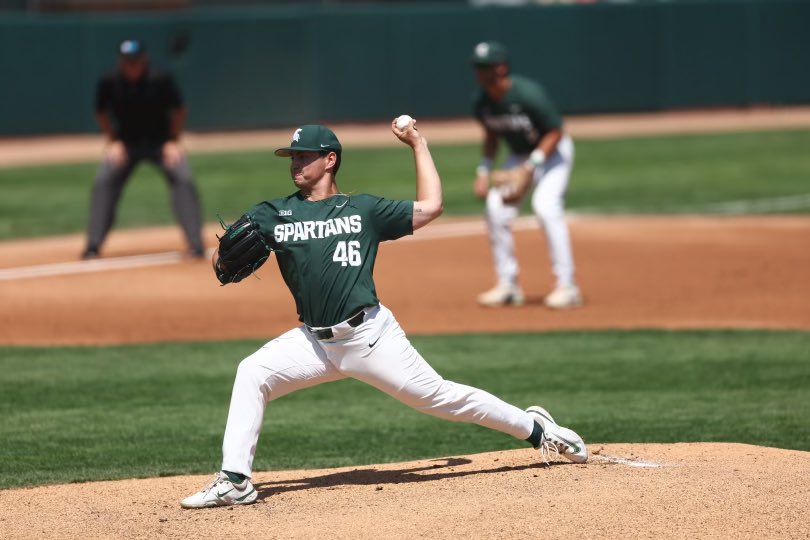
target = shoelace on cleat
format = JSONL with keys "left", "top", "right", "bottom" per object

{"left": 201, "top": 472, "right": 229, "bottom": 493}
{"left": 538, "top": 437, "right": 562, "bottom": 464}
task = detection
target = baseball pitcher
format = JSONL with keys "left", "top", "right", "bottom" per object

{"left": 180, "top": 121, "right": 587, "bottom": 509}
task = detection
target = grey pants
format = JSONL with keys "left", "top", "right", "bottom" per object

{"left": 85, "top": 144, "right": 204, "bottom": 254}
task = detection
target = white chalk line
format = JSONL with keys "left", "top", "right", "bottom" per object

{"left": 577, "top": 192, "right": 810, "bottom": 215}
{"left": 592, "top": 454, "right": 666, "bottom": 468}
{"left": 1, "top": 189, "right": 808, "bottom": 282}
{"left": 0, "top": 248, "right": 214, "bottom": 282}
{"left": 697, "top": 193, "right": 810, "bottom": 213}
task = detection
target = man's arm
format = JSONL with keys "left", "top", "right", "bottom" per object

{"left": 162, "top": 106, "right": 187, "bottom": 167}
{"left": 537, "top": 128, "right": 562, "bottom": 158}
{"left": 524, "top": 128, "right": 562, "bottom": 171}
{"left": 524, "top": 81, "right": 564, "bottom": 169}
{"left": 392, "top": 118, "right": 443, "bottom": 231}
{"left": 168, "top": 106, "right": 186, "bottom": 141}
{"left": 473, "top": 128, "right": 499, "bottom": 199}
{"left": 96, "top": 111, "right": 116, "bottom": 141}
{"left": 96, "top": 110, "right": 127, "bottom": 166}
{"left": 481, "top": 128, "right": 498, "bottom": 162}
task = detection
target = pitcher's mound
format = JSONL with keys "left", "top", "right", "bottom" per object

{"left": 5, "top": 443, "right": 809, "bottom": 539}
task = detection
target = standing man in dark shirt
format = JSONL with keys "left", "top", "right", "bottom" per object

{"left": 83, "top": 38, "right": 204, "bottom": 259}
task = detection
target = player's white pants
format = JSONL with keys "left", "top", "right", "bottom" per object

{"left": 221, "top": 304, "right": 535, "bottom": 476}
{"left": 485, "top": 134, "right": 576, "bottom": 288}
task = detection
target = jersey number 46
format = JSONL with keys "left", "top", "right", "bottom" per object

{"left": 333, "top": 241, "right": 362, "bottom": 267}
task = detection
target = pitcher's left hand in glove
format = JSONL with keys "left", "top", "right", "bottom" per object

{"left": 213, "top": 214, "right": 274, "bottom": 285}
{"left": 491, "top": 166, "right": 533, "bottom": 204}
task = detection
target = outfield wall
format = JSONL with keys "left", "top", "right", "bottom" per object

{"left": 1, "top": 0, "right": 808, "bottom": 135}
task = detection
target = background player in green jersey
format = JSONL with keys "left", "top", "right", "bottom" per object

{"left": 471, "top": 41, "right": 582, "bottom": 310}
{"left": 180, "top": 121, "right": 587, "bottom": 509}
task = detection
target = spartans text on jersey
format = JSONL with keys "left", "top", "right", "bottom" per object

{"left": 480, "top": 111, "right": 533, "bottom": 131}
{"left": 273, "top": 215, "right": 362, "bottom": 243}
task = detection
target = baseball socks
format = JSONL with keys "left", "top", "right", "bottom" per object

{"left": 223, "top": 470, "right": 247, "bottom": 483}
{"left": 525, "top": 421, "right": 544, "bottom": 448}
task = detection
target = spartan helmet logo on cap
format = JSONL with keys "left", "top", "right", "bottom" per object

{"left": 292, "top": 129, "right": 302, "bottom": 143}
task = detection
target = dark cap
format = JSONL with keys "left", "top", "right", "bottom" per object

{"left": 471, "top": 41, "right": 508, "bottom": 66}
{"left": 119, "top": 39, "right": 146, "bottom": 57}
{"left": 274, "top": 125, "right": 342, "bottom": 157}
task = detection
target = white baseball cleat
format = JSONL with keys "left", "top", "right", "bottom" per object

{"left": 180, "top": 471, "right": 258, "bottom": 509}
{"left": 526, "top": 405, "right": 588, "bottom": 464}
{"left": 544, "top": 285, "right": 583, "bottom": 310}
{"left": 477, "top": 283, "right": 525, "bottom": 307}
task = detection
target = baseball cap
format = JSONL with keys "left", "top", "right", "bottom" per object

{"left": 119, "top": 39, "right": 146, "bottom": 57}
{"left": 274, "top": 125, "right": 342, "bottom": 157}
{"left": 471, "top": 41, "right": 509, "bottom": 66}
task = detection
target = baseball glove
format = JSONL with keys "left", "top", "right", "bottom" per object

{"left": 214, "top": 214, "right": 274, "bottom": 285}
{"left": 491, "top": 167, "right": 532, "bottom": 204}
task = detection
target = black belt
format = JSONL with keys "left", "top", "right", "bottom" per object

{"left": 309, "top": 310, "right": 365, "bottom": 340}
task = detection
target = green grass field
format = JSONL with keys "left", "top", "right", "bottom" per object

{"left": 2, "top": 330, "right": 808, "bottom": 490}
{"left": 2, "top": 129, "right": 808, "bottom": 492}
{"left": 1, "top": 129, "right": 809, "bottom": 240}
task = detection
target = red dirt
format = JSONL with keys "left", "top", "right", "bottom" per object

{"left": 0, "top": 215, "right": 808, "bottom": 345}
{"left": 3, "top": 445, "right": 810, "bottom": 540}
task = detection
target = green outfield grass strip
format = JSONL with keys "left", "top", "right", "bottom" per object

{"left": 1, "top": 329, "right": 808, "bottom": 490}
{"left": 692, "top": 193, "right": 810, "bottom": 213}
{"left": 1, "top": 129, "right": 809, "bottom": 240}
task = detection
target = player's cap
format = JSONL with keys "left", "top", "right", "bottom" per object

{"left": 274, "top": 125, "right": 343, "bottom": 156}
{"left": 471, "top": 41, "right": 508, "bottom": 66}
{"left": 119, "top": 39, "right": 146, "bottom": 57}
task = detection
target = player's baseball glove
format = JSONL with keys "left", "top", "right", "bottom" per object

{"left": 214, "top": 214, "right": 274, "bottom": 285}
{"left": 491, "top": 167, "right": 532, "bottom": 204}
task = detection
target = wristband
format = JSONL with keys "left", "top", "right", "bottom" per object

{"left": 476, "top": 158, "right": 493, "bottom": 177}
{"left": 524, "top": 149, "right": 546, "bottom": 170}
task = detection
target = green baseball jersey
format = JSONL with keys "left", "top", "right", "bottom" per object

{"left": 472, "top": 74, "right": 563, "bottom": 154}
{"left": 248, "top": 192, "right": 413, "bottom": 328}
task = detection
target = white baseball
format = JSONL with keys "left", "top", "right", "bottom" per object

{"left": 395, "top": 114, "right": 414, "bottom": 130}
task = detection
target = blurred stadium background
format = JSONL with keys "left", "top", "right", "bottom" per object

{"left": 1, "top": 0, "right": 809, "bottom": 135}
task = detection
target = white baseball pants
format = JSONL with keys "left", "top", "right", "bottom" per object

{"left": 485, "top": 134, "right": 576, "bottom": 288}
{"left": 221, "top": 304, "right": 535, "bottom": 476}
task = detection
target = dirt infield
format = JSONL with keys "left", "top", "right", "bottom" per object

{"left": 3, "top": 109, "right": 810, "bottom": 538}
{"left": 1, "top": 215, "right": 808, "bottom": 345}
